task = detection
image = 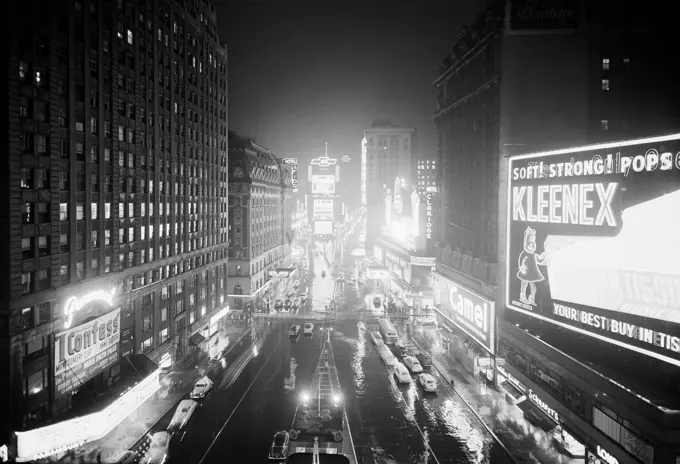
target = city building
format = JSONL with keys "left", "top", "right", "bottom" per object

{"left": 363, "top": 120, "right": 417, "bottom": 254}
{"left": 227, "top": 133, "right": 296, "bottom": 313}
{"left": 432, "top": 1, "right": 680, "bottom": 463}
{"left": 2, "top": 0, "right": 229, "bottom": 460}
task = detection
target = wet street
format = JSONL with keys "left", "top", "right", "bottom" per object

{"left": 133, "top": 237, "right": 513, "bottom": 464}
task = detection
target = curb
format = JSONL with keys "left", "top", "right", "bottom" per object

{"left": 128, "top": 328, "right": 253, "bottom": 453}
{"left": 408, "top": 335, "right": 520, "bottom": 464}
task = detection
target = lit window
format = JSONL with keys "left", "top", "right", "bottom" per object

{"left": 622, "top": 58, "right": 630, "bottom": 69}
{"left": 127, "top": 30, "right": 133, "bottom": 45}
{"left": 602, "top": 58, "right": 610, "bottom": 70}
{"left": 19, "top": 61, "right": 28, "bottom": 80}
{"left": 601, "top": 119, "right": 609, "bottom": 132}
{"left": 59, "top": 203, "right": 68, "bottom": 221}
{"left": 601, "top": 79, "right": 610, "bottom": 91}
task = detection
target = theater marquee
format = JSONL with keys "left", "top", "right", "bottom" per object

{"left": 505, "top": 133, "right": 680, "bottom": 366}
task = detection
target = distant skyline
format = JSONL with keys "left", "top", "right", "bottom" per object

{"left": 215, "top": 0, "right": 481, "bottom": 167}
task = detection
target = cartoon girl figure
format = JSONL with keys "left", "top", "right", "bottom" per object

{"left": 517, "top": 226, "right": 547, "bottom": 306}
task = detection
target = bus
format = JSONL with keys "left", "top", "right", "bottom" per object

{"left": 378, "top": 318, "right": 398, "bottom": 345}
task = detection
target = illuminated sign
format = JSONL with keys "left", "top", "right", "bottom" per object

{"left": 528, "top": 389, "right": 559, "bottom": 422}
{"left": 54, "top": 309, "right": 120, "bottom": 396}
{"left": 426, "top": 193, "right": 434, "bottom": 239}
{"left": 497, "top": 365, "right": 526, "bottom": 393}
{"left": 314, "top": 220, "right": 333, "bottom": 235}
{"left": 341, "top": 155, "right": 351, "bottom": 163}
{"left": 310, "top": 156, "right": 338, "bottom": 169}
{"left": 16, "top": 366, "right": 161, "bottom": 462}
{"left": 282, "top": 158, "right": 298, "bottom": 192}
{"left": 210, "top": 305, "right": 230, "bottom": 326}
{"left": 596, "top": 446, "right": 619, "bottom": 464}
{"left": 366, "top": 267, "right": 389, "bottom": 279}
{"left": 312, "top": 174, "right": 336, "bottom": 194}
{"left": 361, "top": 138, "right": 367, "bottom": 205}
{"left": 437, "top": 278, "right": 495, "bottom": 354}
{"left": 506, "top": 133, "right": 680, "bottom": 367}
{"left": 314, "top": 199, "right": 334, "bottom": 219}
{"left": 63, "top": 288, "right": 116, "bottom": 329}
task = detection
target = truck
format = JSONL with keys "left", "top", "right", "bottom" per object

{"left": 415, "top": 351, "right": 432, "bottom": 370}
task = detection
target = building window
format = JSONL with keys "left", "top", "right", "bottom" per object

{"left": 601, "top": 119, "right": 609, "bottom": 132}
{"left": 34, "top": 135, "right": 47, "bottom": 154}
{"left": 90, "top": 117, "right": 98, "bottom": 134}
{"left": 26, "top": 369, "right": 47, "bottom": 397}
{"left": 76, "top": 203, "right": 84, "bottom": 220}
{"left": 21, "top": 273, "right": 33, "bottom": 294}
{"left": 22, "top": 202, "right": 32, "bottom": 224}
{"left": 622, "top": 58, "right": 630, "bottom": 69}
{"left": 161, "top": 307, "right": 167, "bottom": 322}
{"left": 60, "top": 234, "right": 68, "bottom": 253}
{"left": 127, "top": 30, "right": 133, "bottom": 45}
{"left": 602, "top": 58, "right": 610, "bottom": 70}
{"left": 189, "top": 311, "right": 196, "bottom": 325}
{"left": 142, "top": 337, "right": 153, "bottom": 353}
{"left": 92, "top": 230, "right": 99, "bottom": 248}
{"left": 143, "top": 315, "right": 152, "bottom": 331}
{"left": 21, "top": 169, "right": 32, "bottom": 189}
{"left": 601, "top": 79, "right": 610, "bottom": 91}
{"left": 76, "top": 260, "right": 84, "bottom": 279}
{"left": 159, "top": 328, "right": 169, "bottom": 344}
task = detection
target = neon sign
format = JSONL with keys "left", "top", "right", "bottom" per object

{"left": 426, "top": 193, "right": 434, "bottom": 239}
{"left": 361, "top": 138, "right": 367, "bottom": 206}
{"left": 310, "top": 156, "right": 338, "bottom": 169}
{"left": 282, "top": 158, "right": 298, "bottom": 192}
{"left": 597, "top": 446, "right": 619, "bottom": 464}
{"left": 63, "top": 289, "right": 116, "bottom": 329}
{"left": 528, "top": 389, "right": 559, "bottom": 422}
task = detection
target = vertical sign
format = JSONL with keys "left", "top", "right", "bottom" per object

{"left": 426, "top": 193, "right": 434, "bottom": 239}
{"left": 282, "top": 158, "right": 298, "bottom": 193}
{"left": 361, "top": 138, "right": 367, "bottom": 205}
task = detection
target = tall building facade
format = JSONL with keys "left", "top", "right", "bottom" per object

{"left": 363, "top": 121, "right": 417, "bottom": 253}
{"left": 2, "top": 0, "right": 229, "bottom": 459}
{"left": 227, "top": 134, "right": 295, "bottom": 313}
{"left": 433, "top": 1, "right": 680, "bottom": 463}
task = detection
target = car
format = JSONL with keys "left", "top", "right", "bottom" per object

{"left": 418, "top": 373, "right": 437, "bottom": 393}
{"left": 167, "top": 399, "right": 199, "bottom": 433}
{"left": 293, "top": 297, "right": 302, "bottom": 308}
{"left": 403, "top": 356, "right": 423, "bottom": 374}
{"left": 300, "top": 292, "right": 307, "bottom": 301}
{"left": 303, "top": 322, "right": 314, "bottom": 334}
{"left": 104, "top": 451, "right": 138, "bottom": 464}
{"left": 285, "top": 299, "right": 293, "bottom": 308}
{"left": 293, "top": 280, "right": 301, "bottom": 289}
{"left": 393, "top": 363, "right": 412, "bottom": 384}
{"left": 189, "top": 376, "right": 213, "bottom": 399}
{"left": 289, "top": 325, "right": 300, "bottom": 337}
{"left": 373, "top": 296, "right": 382, "bottom": 308}
{"left": 140, "top": 432, "right": 170, "bottom": 464}
{"left": 274, "top": 299, "right": 284, "bottom": 309}
{"left": 321, "top": 270, "right": 326, "bottom": 278}
{"left": 268, "top": 430, "right": 290, "bottom": 460}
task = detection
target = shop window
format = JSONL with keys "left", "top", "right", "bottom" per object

{"left": 25, "top": 369, "right": 47, "bottom": 397}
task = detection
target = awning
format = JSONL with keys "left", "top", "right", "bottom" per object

{"left": 189, "top": 333, "right": 206, "bottom": 346}
{"left": 499, "top": 379, "right": 526, "bottom": 403}
{"left": 517, "top": 399, "right": 558, "bottom": 432}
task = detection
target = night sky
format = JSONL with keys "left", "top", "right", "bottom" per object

{"left": 215, "top": 0, "right": 480, "bottom": 168}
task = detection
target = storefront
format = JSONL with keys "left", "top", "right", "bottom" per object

{"left": 496, "top": 364, "right": 586, "bottom": 459}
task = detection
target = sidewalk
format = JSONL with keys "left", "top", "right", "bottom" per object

{"left": 79, "top": 321, "right": 252, "bottom": 462}
{"left": 408, "top": 325, "right": 577, "bottom": 464}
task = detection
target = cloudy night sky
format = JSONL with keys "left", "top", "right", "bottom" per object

{"left": 215, "top": 0, "right": 480, "bottom": 166}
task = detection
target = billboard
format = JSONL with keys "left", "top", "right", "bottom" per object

{"left": 506, "top": 133, "right": 680, "bottom": 366}
{"left": 314, "top": 220, "right": 333, "bottom": 235}
{"left": 54, "top": 309, "right": 121, "bottom": 395}
{"left": 437, "top": 277, "right": 495, "bottom": 354}
{"left": 314, "top": 199, "right": 334, "bottom": 219}
{"left": 312, "top": 175, "right": 336, "bottom": 194}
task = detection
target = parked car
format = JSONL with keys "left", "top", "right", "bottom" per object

{"left": 393, "top": 363, "right": 412, "bottom": 384}
{"left": 104, "top": 451, "right": 138, "bottom": 464}
{"left": 418, "top": 373, "right": 437, "bottom": 393}
{"left": 303, "top": 322, "right": 314, "bottom": 335}
{"left": 293, "top": 297, "right": 302, "bottom": 308}
{"left": 416, "top": 351, "right": 432, "bottom": 369}
{"left": 274, "top": 299, "right": 284, "bottom": 310}
{"left": 189, "top": 376, "right": 213, "bottom": 399}
{"left": 140, "top": 432, "right": 170, "bottom": 464}
{"left": 268, "top": 431, "right": 290, "bottom": 460}
{"left": 289, "top": 325, "right": 300, "bottom": 337}
{"left": 300, "top": 292, "right": 308, "bottom": 301}
{"left": 293, "top": 280, "right": 300, "bottom": 289}
{"left": 167, "top": 400, "right": 199, "bottom": 433}
{"left": 403, "top": 356, "right": 423, "bottom": 374}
